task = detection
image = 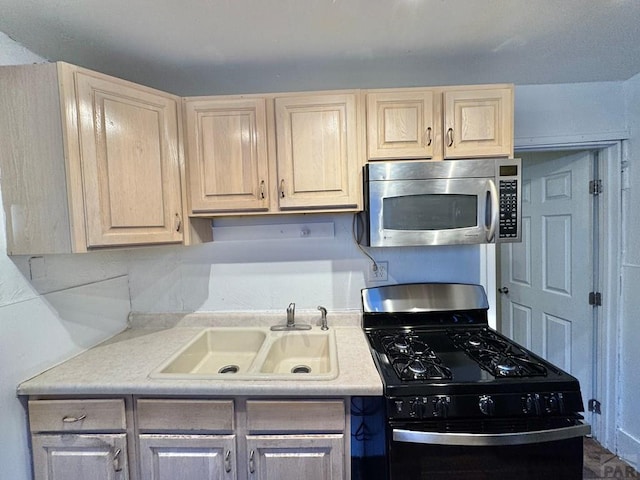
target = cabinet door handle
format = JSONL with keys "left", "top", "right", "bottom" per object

{"left": 249, "top": 449, "right": 255, "bottom": 473}
{"left": 62, "top": 414, "right": 86, "bottom": 423}
{"left": 174, "top": 213, "right": 182, "bottom": 232}
{"left": 113, "top": 447, "right": 123, "bottom": 472}
{"left": 447, "top": 127, "right": 454, "bottom": 147}
{"left": 425, "top": 127, "right": 432, "bottom": 146}
{"left": 279, "top": 179, "right": 285, "bottom": 198}
{"left": 259, "top": 180, "right": 266, "bottom": 199}
{"left": 224, "top": 449, "right": 232, "bottom": 473}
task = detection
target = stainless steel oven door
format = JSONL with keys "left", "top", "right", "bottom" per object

{"left": 388, "top": 422, "right": 590, "bottom": 480}
{"left": 367, "top": 178, "right": 498, "bottom": 246}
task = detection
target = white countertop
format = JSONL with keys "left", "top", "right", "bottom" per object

{"left": 17, "top": 311, "right": 383, "bottom": 397}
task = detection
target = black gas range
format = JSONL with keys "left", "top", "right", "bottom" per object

{"left": 362, "top": 283, "right": 590, "bottom": 480}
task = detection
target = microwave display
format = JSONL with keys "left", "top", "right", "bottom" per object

{"left": 382, "top": 194, "right": 478, "bottom": 231}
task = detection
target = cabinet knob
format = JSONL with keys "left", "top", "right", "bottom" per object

{"left": 249, "top": 449, "right": 255, "bottom": 473}
{"left": 447, "top": 128, "right": 454, "bottom": 147}
{"left": 225, "top": 449, "right": 232, "bottom": 473}
{"left": 62, "top": 414, "right": 86, "bottom": 423}
{"left": 113, "top": 448, "right": 123, "bottom": 472}
{"left": 425, "top": 127, "right": 432, "bottom": 146}
{"left": 279, "top": 179, "right": 285, "bottom": 198}
{"left": 174, "top": 213, "right": 182, "bottom": 232}
{"left": 259, "top": 180, "right": 266, "bottom": 199}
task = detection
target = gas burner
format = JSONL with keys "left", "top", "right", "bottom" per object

{"left": 380, "top": 332, "right": 438, "bottom": 360}
{"left": 391, "top": 353, "right": 452, "bottom": 381}
{"left": 377, "top": 331, "right": 452, "bottom": 381}
{"left": 450, "top": 329, "right": 548, "bottom": 378}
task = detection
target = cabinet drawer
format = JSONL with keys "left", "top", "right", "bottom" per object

{"left": 246, "top": 400, "right": 345, "bottom": 433}
{"left": 137, "top": 399, "right": 234, "bottom": 433}
{"left": 29, "top": 399, "right": 126, "bottom": 433}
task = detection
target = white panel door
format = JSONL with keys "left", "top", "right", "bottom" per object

{"left": 499, "top": 150, "right": 594, "bottom": 401}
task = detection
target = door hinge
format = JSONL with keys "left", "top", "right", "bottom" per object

{"left": 589, "top": 179, "right": 603, "bottom": 195}
{"left": 588, "top": 292, "right": 602, "bottom": 306}
{"left": 588, "top": 399, "right": 601, "bottom": 414}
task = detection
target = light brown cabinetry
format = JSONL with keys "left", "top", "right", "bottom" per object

{"left": 26, "top": 397, "right": 348, "bottom": 480}
{"left": 137, "top": 399, "right": 236, "bottom": 480}
{"left": 245, "top": 400, "right": 345, "bottom": 480}
{"left": 0, "top": 62, "right": 208, "bottom": 254}
{"left": 134, "top": 398, "right": 347, "bottom": 480}
{"left": 29, "top": 399, "right": 130, "bottom": 480}
{"left": 183, "top": 91, "right": 363, "bottom": 215}
{"left": 366, "top": 85, "right": 513, "bottom": 161}
{"left": 184, "top": 97, "right": 271, "bottom": 213}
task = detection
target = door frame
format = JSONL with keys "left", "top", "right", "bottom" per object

{"left": 480, "top": 141, "right": 622, "bottom": 448}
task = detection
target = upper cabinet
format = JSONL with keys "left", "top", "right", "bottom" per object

{"left": 1, "top": 60, "right": 514, "bottom": 253}
{"left": 0, "top": 62, "right": 200, "bottom": 254}
{"left": 184, "top": 96, "right": 271, "bottom": 213}
{"left": 366, "top": 85, "right": 513, "bottom": 161}
{"left": 183, "top": 91, "right": 363, "bottom": 216}
{"left": 274, "top": 92, "right": 361, "bottom": 211}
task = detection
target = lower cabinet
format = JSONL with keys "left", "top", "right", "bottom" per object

{"left": 28, "top": 399, "right": 130, "bottom": 480}
{"left": 136, "top": 398, "right": 347, "bottom": 480}
{"left": 32, "top": 434, "right": 129, "bottom": 480}
{"left": 27, "top": 397, "right": 348, "bottom": 480}
{"left": 138, "top": 435, "right": 236, "bottom": 480}
{"left": 246, "top": 435, "right": 344, "bottom": 480}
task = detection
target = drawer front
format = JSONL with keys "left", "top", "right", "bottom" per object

{"left": 137, "top": 399, "right": 234, "bottom": 433}
{"left": 29, "top": 399, "right": 126, "bottom": 433}
{"left": 247, "top": 400, "right": 345, "bottom": 433}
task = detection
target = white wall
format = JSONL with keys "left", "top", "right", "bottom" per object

{"left": 0, "top": 33, "right": 131, "bottom": 480}
{"left": 619, "top": 72, "right": 640, "bottom": 469}
{"left": 128, "top": 214, "right": 481, "bottom": 313}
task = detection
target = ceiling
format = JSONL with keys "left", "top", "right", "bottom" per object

{"left": 1, "top": 0, "right": 640, "bottom": 95}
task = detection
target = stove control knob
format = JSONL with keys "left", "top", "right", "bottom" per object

{"left": 546, "top": 393, "right": 564, "bottom": 414}
{"left": 479, "top": 395, "right": 495, "bottom": 416}
{"left": 409, "top": 397, "right": 428, "bottom": 418}
{"left": 432, "top": 396, "right": 450, "bottom": 418}
{"left": 394, "top": 400, "right": 404, "bottom": 415}
{"left": 523, "top": 394, "right": 541, "bottom": 415}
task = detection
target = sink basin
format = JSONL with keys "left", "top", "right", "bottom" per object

{"left": 152, "top": 328, "right": 267, "bottom": 376}
{"left": 260, "top": 332, "right": 333, "bottom": 375}
{"left": 150, "top": 327, "right": 338, "bottom": 380}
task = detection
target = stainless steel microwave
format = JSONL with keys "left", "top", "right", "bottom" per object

{"left": 359, "top": 158, "right": 521, "bottom": 246}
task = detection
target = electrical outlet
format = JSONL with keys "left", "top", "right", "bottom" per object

{"left": 368, "top": 261, "right": 388, "bottom": 282}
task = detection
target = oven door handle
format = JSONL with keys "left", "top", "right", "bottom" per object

{"left": 392, "top": 423, "right": 591, "bottom": 447}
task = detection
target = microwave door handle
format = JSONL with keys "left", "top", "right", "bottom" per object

{"left": 486, "top": 180, "right": 499, "bottom": 241}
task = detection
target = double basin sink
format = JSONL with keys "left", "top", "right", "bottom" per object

{"left": 150, "top": 326, "right": 338, "bottom": 380}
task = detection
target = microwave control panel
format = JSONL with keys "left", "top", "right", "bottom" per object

{"left": 498, "top": 180, "right": 519, "bottom": 239}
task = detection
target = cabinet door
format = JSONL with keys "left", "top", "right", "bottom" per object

{"left": 443, "top": 87, "right": 513, "bottom": 159}
{"left": 246, "top": 435, "right": 344, "bottom": 480}
{"left": 275, "top": 93, "right": 361, "bottom": 210}
{"left": 184, "top": 98, "right": 270, "bottom": 213}
{"left": 139, "top": 434, "right": 236, "bottom": 480}
{"left": 32, "top": 433, "right": 128, "bottom": 480}
{"left": 366, "top": 89, "right": 436, "bottom": 159}
{"left": 68, "top": 67, "right": 184, "bottom": 248}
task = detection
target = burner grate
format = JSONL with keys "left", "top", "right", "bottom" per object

{"left": 377, "top": 331, "right": 452, "bottom": 381}
{"left": 450, "top": 329, "right": 548, "bottom": 377}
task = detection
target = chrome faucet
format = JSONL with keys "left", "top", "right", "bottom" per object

{"left": 271, "top": 302, "right": 311, "bottom": 331}
{"left": 286, "top": 302, "right": 296, "bottom": 327}
{"left": 318, "top": 306, "right": 328, "bottom": 330}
